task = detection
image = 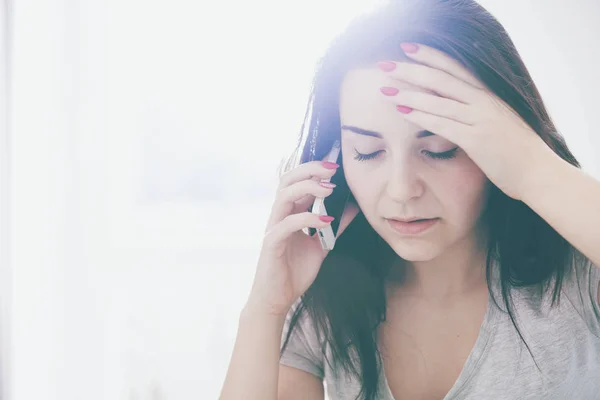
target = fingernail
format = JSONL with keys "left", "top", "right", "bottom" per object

{"left": 322, "top": 162, "right": 339, "bottom": 169}
{"left": 377, "top": 61, "right": 396, "bottom": 72}
{"left": 400, "top": 43, "right": 419, "bottom": 54}
{"left": 380, "top": 86, "right": 399, "bottom": 96}
{"left": 319, "top": 182, "right": 336, "bottom": 189}
{"left": 319, "top": 215, "right": 335, "bottom": 223}
{"left": 396, "top": 105, "right": 413, "bottom": 114}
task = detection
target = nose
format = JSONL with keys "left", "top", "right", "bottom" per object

{"left": 384, "top": 157, "right": 425, "bottom": 204}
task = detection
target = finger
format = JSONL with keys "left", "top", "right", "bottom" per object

{"left": 290, "top": 173, "right": 333, "bottom": 214}
{"left": 278, "top": 160, "right": 338, "bottom": 190}
{"left": 292, "top": 194, "right": 317, "bottom": 214}
{"left": 264, "top": 212, "right": 333, "bottom": 252}
{"left": 381, "top": 62, "right": 483, "bottom": 105}
{"left": 380, "top": 89, "right": 475, "bottom": 125}
{"left": 398, "top": 108, "right": 472, "bottom": 148}
{"left": 266, "top": 180, "right": 335, "bottom": 232}
{"left": 399, "top": 43, "right": 486, "bottom": 90}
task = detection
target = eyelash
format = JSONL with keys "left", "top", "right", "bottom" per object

{"left": 353, "top": 148, "right": 459, "bottom": 162}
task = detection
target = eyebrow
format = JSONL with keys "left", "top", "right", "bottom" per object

{"left": 341, "top": 125, "right": 435, "bottom": 139}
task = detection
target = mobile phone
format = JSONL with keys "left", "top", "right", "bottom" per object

{"left": 309, "top": 140, "right": 351, "bottom": 251}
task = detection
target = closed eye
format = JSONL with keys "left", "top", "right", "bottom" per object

{"left": 353, "top": 148, "right": 459, "bottom": 162}
{"left": 353, "top": 149, "right": 383, "bottom": 161}
{"left": 422, "top": 148, "right": 459, "bottom": 160}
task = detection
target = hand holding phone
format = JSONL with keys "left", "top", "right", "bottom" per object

{"left": 249, "top": 158, "right": 341, "bottom": 315}
{"left": 247, "top": 142, "right": 356, "bottom": 316}
{"left": 310, "top": 140, "right": 347, "bottom": 251}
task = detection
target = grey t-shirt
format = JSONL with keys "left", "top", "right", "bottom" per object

{"left": 280, "top": 256, "right": 600, "bottom": 399}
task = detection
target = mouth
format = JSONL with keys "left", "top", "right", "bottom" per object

{"left": 386, "top": 217, "right": 439, "bottom": 235}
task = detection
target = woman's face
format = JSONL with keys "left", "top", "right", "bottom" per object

{"left": 339, "top": 67, "right": 491, "bottom": 261}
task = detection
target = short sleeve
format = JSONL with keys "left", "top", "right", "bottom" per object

{"left": 279, "top": 299, "right": 325, "bottom": 379}
{"left": 563, "top": 250, "right": 600, "bottom": 336}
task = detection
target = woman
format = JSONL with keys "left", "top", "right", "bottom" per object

{"left": 220, "top": 1, "right": 600, "bottom": 399}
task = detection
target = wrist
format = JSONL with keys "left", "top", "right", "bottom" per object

{"left": 520, "top": 141, "right": 564, "bottom": 204}
{"left": 241, "top": 296, "right": 289, "bottom": 325}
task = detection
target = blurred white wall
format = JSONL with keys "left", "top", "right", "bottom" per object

{"left": 3, "top": 1, "right": 600, "bottom": 399}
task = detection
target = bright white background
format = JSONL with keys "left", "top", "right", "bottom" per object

{"left": 1, "top": 0, "right": 599, "bottom": 399}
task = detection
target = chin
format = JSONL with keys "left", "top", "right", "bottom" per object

{"left": 385, "top": 238, "right": 441, "bottom": 262}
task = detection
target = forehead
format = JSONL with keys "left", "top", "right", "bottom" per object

{"left": 339, "top": 65, "right": 435, "bottom": 138}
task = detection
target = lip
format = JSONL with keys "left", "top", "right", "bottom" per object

{"left": 388, "top": 216, "right": 430, "bottom": 223}
{"left": 386, "top": 218, "right": 439, "bottom": 235}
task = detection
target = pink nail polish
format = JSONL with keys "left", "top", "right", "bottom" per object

{"left": 322, "top": 162, "right": 339, "bottom": 169}
{"left": 377, "top": 61, "right": 396, "bottom": 72}
{"left": 380, "top": 87, "right": 399, "bottom": 96}
{"left": 319, "top": 182, "right": 336, "bottom": 189}
{"left": 400, "top": 43, "right": 419, "bottom": 53}
{"left": 396, "top": 105, "right": 413, "bottom": 114}
{"left": 319, "top": 215, "right": 335, "bottom": 223}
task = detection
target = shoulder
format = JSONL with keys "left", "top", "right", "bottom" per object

{"left": 561, "top": 250, "right": 600, "bottom": 335}
{"left": 280, "top": 299, "right": 326, "bottom": 378}
{"left": 282, "top": 299, "right": 322, "bottom": 345}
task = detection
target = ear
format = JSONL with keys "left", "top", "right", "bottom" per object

{"left": 336, "top": 201, "right": 360, "bottom": 238}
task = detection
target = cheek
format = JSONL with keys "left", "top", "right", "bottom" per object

{"left": 343, "top": 160, "right": 381, "bottom": 206}
{"left": 441, "top": 163, "right": 489, "bottom": 217}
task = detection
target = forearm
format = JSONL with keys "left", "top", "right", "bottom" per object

{"left": 522, "top": 145, "right": 600, "bottom": 267}
{"left": 220, "top": 302, "right": 287, "bottom": 400}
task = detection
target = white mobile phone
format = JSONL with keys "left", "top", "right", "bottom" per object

{"left": 311, "top": 140, "right": 342, "bottom": 251}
